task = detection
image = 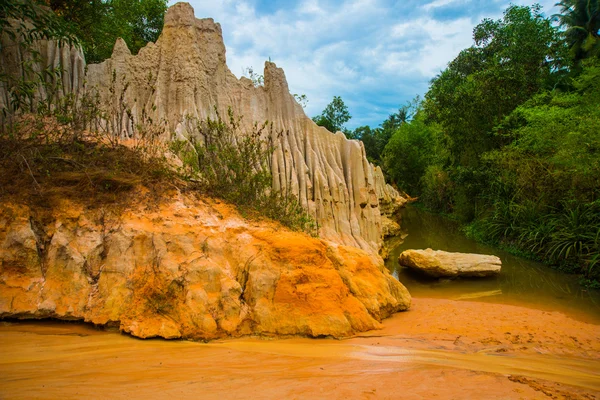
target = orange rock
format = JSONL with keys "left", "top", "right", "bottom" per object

{"left": 0, "top": 191, "right": 410, "bottom": 339}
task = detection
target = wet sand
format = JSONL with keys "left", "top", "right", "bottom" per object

{"left": 1, "top": 298, "right": 599, "bottom": 399}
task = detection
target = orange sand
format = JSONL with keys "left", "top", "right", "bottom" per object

{"left": 1, "top": 297, "right": 599, "bottom": 399}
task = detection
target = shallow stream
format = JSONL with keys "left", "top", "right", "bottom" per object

{"left": 386, "top": 206, "right": 600, "bottom": 323}
{"left": 1, "top": 319, "right": 598, "bottom": 398}
{"left": 2, "top": 207, "right": 600, "bottom": 398}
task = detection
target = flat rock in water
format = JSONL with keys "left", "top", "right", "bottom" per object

{"left": 398, "top": 248, "right": 501, "bottom": 278}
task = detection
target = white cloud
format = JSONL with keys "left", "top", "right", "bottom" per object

{"left": 172, "top": 0, "right": 561, "bottom": 128}
{"left": 422, "top": 0, "right": 464, "bottom": 12}
{"left": 297, "top": 0, "right": 324, "bottom": 15}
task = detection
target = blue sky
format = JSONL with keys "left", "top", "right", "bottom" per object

{"left": 170, "top": 0, "right": 558, "bottom": 129}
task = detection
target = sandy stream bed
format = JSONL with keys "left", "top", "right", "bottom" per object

{"left": 1, "top": 297, "right": 599, "bottom": 399}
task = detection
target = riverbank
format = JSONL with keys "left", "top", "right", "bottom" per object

{"left": 2, "top": 297, "right": 598, "bottom": 399}
{"left": 387, "top": 206, "right": 600, "bottom": 324}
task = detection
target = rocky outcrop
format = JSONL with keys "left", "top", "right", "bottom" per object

{"left": 398, "top": 249, "right": 501, "bottom": 278}
{"left": 0, "top": 19, "right": 85, "bottom": 113}
{"left": 81, "top": 2, "right": 404, "bottom": 251}
{"left": 0, "top": 193, "right": 411, "bottom": 340}
{"left": 372, "top": 165, "right": 406, "bottom": 216}
{"left": 1, "top": 3, "right": 407, "bottom": 252}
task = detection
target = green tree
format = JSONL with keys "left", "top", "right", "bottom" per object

{"left": 49, "top": 0, "right": 168, "bottom": 63}
{"left": 426, "top": 5, "right": 564, "bottom": 166}
{"left": 473, "top": 59, "right": 600, "bottom": 278}
{"left": 554, "top": 0, "right": 600, "bottom": 61}
{"left": 423, "top": 4, "right": 565, "bottom": 219}
{"left": 350, "top": 99, "right": 418, "bottom": 165}
{"left": 350, "top": 125, "right": 377, "bottom": 161}
{"left": 312, "top": 95, "right": 351, "bottom": 133}
{"left": 1, "top": 0, "right": 79, "bottom": 123}
{"left": 383, "top": 112, "right": 442, "bottom": 195}
{"left": 1, "top": 0, "right": 76, "bottom": 43}
{"left": 374, "top": 99, "right": 418, "bottom": 162}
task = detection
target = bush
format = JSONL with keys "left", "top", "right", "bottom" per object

{"left": 173, "top": 108, "right": 316, "bottom": 234}
{"left": 419, "top": 164, "right": 453, "bottom": 213}
{"left": 471, "top": 60, "right": 600, "bottom": 280}
{"left": 383, "top": 113, "right": 439, "bottom": 195}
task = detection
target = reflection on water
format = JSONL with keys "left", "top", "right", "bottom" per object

{"left": 386, "top": 206, "right": 600, "bottom": 323}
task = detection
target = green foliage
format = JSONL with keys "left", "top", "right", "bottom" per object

{"left": 415, "top": 4, "right": 568, "bottom": 221}
{"left": 470, "top": 59, "right": 600, "bottom": 278}
{"left": 419, "top": 164, "right": 453, "bottom": 213}
{"left": 1, "top": 1, "right": 83, "bottom": 134}
{"left": 383, "top": 112, "right": 441, "bottom": 194}
{"left": 193, "top": 109, "right": 273, "bottom": 207}
{"left": 425, "top": 5, "right": 565, "bottom": 168}
{"left": 350, "top": 125, "right": 377, "bottom": 161}
{"left": 351, "top": 99, "right": 419, "bottom": 164}
{"left": 312, "top": 96, "right": 351, "bottom": 133}
{"left": 0, "top": 0, "right": 77, "bottom": 44}
{"left": 177, "top": 108, "right": 316, "bottom": 234}
{"left": 49, "top": 0, "right": 168, "bottom": 63}
{"left": 554, "top": 0, "right": 600, "bottom": 62}
{"left": 375, "top": 3, "right": 598, "bottom": 284}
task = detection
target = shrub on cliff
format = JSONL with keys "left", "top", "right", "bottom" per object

{"left": 173, "top": 108, "right": 316, "bottom": 234}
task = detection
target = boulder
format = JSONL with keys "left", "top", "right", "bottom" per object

{"left": 398, "top": 248, "right": 501, "bottom": 278}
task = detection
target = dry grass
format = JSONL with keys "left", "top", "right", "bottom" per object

{"left": 0, "top": 116, "right": 183, "bottom": 211}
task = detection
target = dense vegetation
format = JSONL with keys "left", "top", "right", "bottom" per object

{"left": 344, "top": 3, "right": 600, "bottom": 283}
{"left": 172, "top": 110, "right": 316, "bottom": 232}
{"left": 48, "top": 0, "right": 168, "bottom": 63}
{"left": 1, "top": 0, "right": 167, "bottom": 63}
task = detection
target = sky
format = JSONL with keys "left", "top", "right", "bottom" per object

{"left": 169, "top": 0, "right": 558, "bottom": 129}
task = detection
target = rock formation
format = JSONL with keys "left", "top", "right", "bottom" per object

{"left": 0, "top": 19, "right": 85, "bottom": 114}
{"left": 0, "top": 3, "right": 414, "bottom": 340}
{"left": 81, "top": 2, "right": 403, "bottom": 251}
{"left": 1, "top": 3, "right": 406, "bottom": 252}
{"left": 0, "top": 194, "right": 411, "bottom": 339}
{"left": 398, "top": 249, "right": 502, "bottom": 278}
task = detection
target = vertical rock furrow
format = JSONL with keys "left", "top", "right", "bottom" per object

{"left": 1, "top": 3, "right": 406, "bottom": 252}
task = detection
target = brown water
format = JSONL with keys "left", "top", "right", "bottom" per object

{"left": 386, "top": 206, "right": 600, "bottom": 323}
{"left": 1, "top": 316, "right": 599, "bottom": 399}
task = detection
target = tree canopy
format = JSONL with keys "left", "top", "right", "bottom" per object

{"left": 425, "top": 5, "right": 566, "bottom": 168}
{"left": 48, "top": 0, "right": 168, "bottom": 63}
{"left": 1, "top": 0, "right": 77, "bottom": 45}
{"left": 555, "top": 0, "right": 600, "bottom": 61}
{"left": 312, "top": 96, "right": 351, "bottom": 133}
{"left": 373, "top": 3, "right": 600, "bottom": 282}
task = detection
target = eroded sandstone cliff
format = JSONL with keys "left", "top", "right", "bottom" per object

{"left": 0, "top": 192, "right": 410, "bottom": 339}
{"left": 0, "top": 19, "right": 85, "bottom": 113}
{"left": 1, "top": 3, "right": 405, "bottom": 251}
{"left": 82, "top": 2, "right": 403, "bottom": 251}
{"left": 0, "top": 3, "right": 413, "bottom": 340}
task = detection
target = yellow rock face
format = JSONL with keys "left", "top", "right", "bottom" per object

{"left": 0, "top": 192, "right": 410, "bottom": 340}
